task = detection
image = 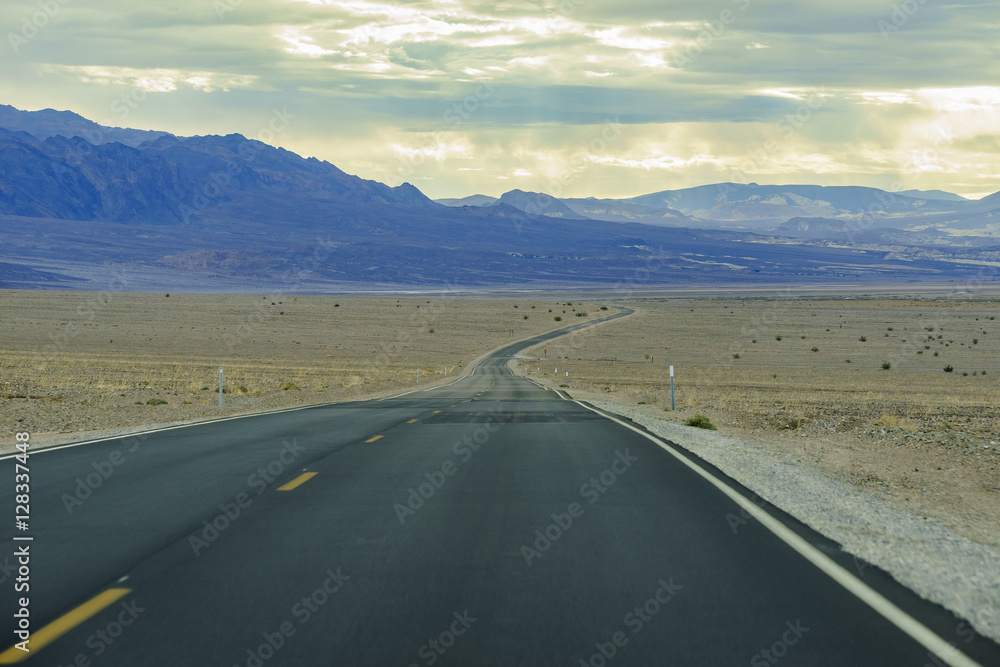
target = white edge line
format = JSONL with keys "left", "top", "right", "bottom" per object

{"left": 569, "top": 399, "right": 981, "bottom": 667}
{"left": 5, "top": 308, "right": 623, "bottom": 460}
{"left": 0, "top": 400, "right": 334, "bottom": 460}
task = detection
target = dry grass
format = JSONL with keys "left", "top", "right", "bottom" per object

{"left": 516, "top": 297, "right": 1000, "bottom": 547}
{"left": 520, "top": 298, "right": 1000, "bottom": 434}
{"left": 0, "top": 290, "right": 602, "bottom": 439}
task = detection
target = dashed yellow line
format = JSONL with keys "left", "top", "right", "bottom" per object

{"left": 365, "top": 435, "right": 383, "bottom": 443}
{"left": 0, "top": 588, "right": 132, "bottom": 663}
{"left": 432, "top": 410, "right": 441, "bottom": 414}
{"left": 407, "top": 419, "right": 419, "bottom": 424}
{"left": 277, "top": 472, "right": 317, "bottom": 491}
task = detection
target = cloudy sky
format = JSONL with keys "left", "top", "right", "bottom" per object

{"left": 3, "top": 0, "right": 999, "bottom": 199}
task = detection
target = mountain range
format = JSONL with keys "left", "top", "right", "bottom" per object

{"left": 1, "top": 104, "right": 998, "bottom": 291}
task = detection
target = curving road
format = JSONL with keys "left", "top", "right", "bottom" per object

{"left": 2, "top": 309, "right": 998, "bottom": 666}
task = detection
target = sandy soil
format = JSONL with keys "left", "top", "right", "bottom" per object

{"left": 513, "top": 297, "right": 1000, "bottom": 550}
{"left": 0, "top": 290, "right": 603, "bottom": 447}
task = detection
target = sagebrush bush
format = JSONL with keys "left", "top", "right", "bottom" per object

{"left": 684, "top": 414, "right": 717, "bottom": 430}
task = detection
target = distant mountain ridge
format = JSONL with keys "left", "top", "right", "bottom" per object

{"left": 1, "top": 102, "right": 999, "bottom": 290}
{"left": 438, "top": 182, "right": 1000, "bottom": 237}
{"left": 0, "top": 126, "right": 434, "bottom": 224}
{"left": 0, "top": 103, "right": 168, "bottom": 147}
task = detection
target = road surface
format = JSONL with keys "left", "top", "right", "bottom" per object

{"left": 2, "top": 311, "right": 997, "bottom": 666}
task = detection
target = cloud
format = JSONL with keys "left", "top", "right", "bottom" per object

{"left": 46, "top": 66, "right": 259, "bottom": 93}
{"left": 1, "top": 0, "right": 997, "bottom": 198}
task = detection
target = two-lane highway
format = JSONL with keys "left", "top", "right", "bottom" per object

{"left": 2, "top": 310, "right": 998, "bottom": 665}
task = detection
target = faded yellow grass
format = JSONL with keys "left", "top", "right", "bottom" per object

{"left": 0, "top": 290, "right": 602, "bottom": 437}
{"left": 516, "top": 297, "right": 1000, "bottom": 547}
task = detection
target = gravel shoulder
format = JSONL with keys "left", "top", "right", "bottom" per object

{"left": 577, "top": 394, "right": 1000, "bottom": 644}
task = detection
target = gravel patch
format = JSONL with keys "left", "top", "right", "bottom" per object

{"left": 588, "top": 400, "right": 1000, "bottom": 644}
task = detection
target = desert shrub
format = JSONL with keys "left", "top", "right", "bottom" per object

{"left": 943, "top": 365, "right": 954, "bottom": 373}
{"left": 811, "top": 347, "right": 818, "bottom": 352}
{"left": 600, "top": 306, "right": 608, "bottom": 310}
{"left": 554, "top": 316, "right": 562, "bottom": 321}
{"left": 881, "top": 361, "right": 891, "bottom": 370}
{"left": 775, "top": 335, "right": 782, "bottom": 341}
{"left": 281, "top": 382, "right": 301, "bottom": 390}
{"left": 859, "top": 336, "right": 867, "bottom": 342}
{"left": 973, "top": 338, "right": 978, "bottom": 344}
{"left": 146, "top": 398, "right": 167, "bottom": 405}
{"left": 733, "top": 353, "right": 740, "bottom": 359}
{"left": 684, "top": 414, "right": 717, "bottom": 430}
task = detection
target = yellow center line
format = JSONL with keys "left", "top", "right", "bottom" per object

{"left": 0, "top": 588, "right": 132, "bottom": 664}
{"left": 365, "top": 435, "right": 383, "bottom": 443}
{"left": 277, "top": 472, "right": 317, "bottom": 491}
{"left": 432, "top": 410, "right": 441, "bottom": 414}
{"left": 406, "top": 419, "right": 419, "bottom": 424}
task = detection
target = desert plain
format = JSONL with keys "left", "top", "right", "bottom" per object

{"left": 1, "top": 288, "right": 998, "bottom": 548}
{"left": 517, "top": 295, "right": 1000, "bottom": 548}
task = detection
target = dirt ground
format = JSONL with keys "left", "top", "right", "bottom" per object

{"left": 516, "top": 297, "right": 1000, "bottom": 548}
{"left": 3, "top": 290, "right": 998, "bottom": 550}
{"left": 0, "top": 290, "right": 602, "bottom": 442}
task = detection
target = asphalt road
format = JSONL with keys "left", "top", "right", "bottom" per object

{"left": 2, "top": 310, "right": 998, "bottom": 666}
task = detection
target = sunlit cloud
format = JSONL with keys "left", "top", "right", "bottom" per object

{"left": 592, "top": 26, "right": 672, "bottom": 51}
{"left": 48, "top": 66, "right": 258, "bottom": 93}
{"left": 5, "top": 0, "right": 997, "bottom": 199}
{"left": 278, "top": 26, "right": 336, "bottom": 57}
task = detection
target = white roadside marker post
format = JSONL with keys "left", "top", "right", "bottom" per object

{"left": 219, "top": 367, "right": 223, "bottom": 412}
{"left": 670, "top": 365, "right": 675, "bottom": 411}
